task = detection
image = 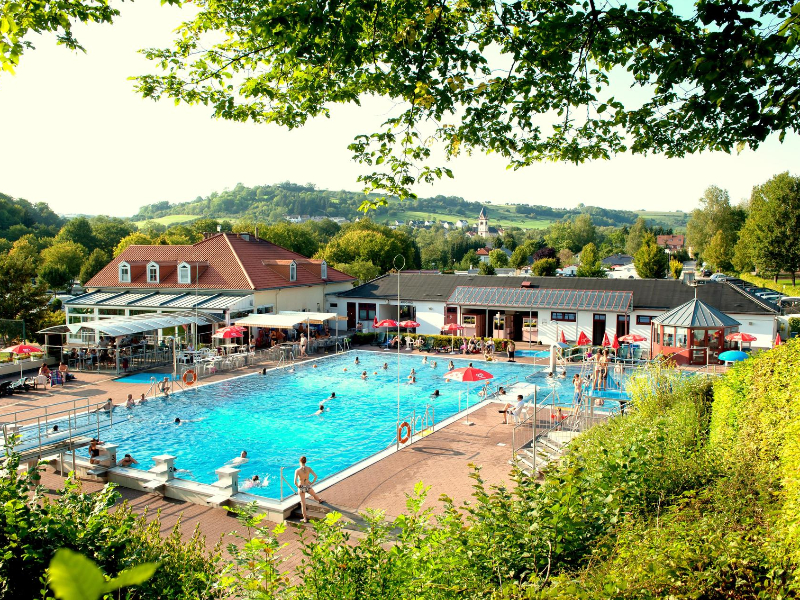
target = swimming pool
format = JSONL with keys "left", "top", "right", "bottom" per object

{"left": 514, "top": 349, "right": 551, "bottom": 358}
{"left": 115, "top": 372, "right": 179, "bottom": 384}
{"left": 82, "top": 353, "right": 553, "bottom": 498}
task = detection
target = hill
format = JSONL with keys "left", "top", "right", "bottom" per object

{"left": 132, "top": 183, "right": 689, "bottom": 230}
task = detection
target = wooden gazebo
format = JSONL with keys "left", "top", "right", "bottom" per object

{"left": 650, "top": 298, "right": 740, "bottom": 366}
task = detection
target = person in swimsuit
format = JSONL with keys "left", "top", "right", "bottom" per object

{"left": 599, "top": 350, "right": 609, "bottom": 391}
{"left": 382, "top": 363, "right": 388, "bottom": 370}
{"left": 228, "top": 451, "right": 249, "bottom": 465}
{"left": 430, "top": 390, "right": 440, "bottom": 399}
{"left": 89, "top": 440, "right": 102, "bottom": 464}
{"left": 354, "top": 356, "right": 360, "bottom": 365}
{"left": 572, "top": 373, "right": 582, "bottom": 405}
{"left": 294, "top": 456, "right": 324, "bottom": 522}
{"left": 313, "top": 404, "right": 328, "bottom": 416}
{"left": 118, "top": 453, "right": 138, "bottom": 467}
{"left": 124, "top": 394, "right": 135, "bottom": 408}
{"left": 448, "top": 360, "right": 455, "bottom": 371}
{"left": 136, "top": 393, "right": 147, "bottom": 405}
{"left": 361, "top": 371, "right": 368, "bottom": 380}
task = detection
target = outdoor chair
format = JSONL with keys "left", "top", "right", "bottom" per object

{"left": 370, "top": 332, "right": 387, "bottom": 346}
{"left": 31, "top": 375, "right": 49, "bottom": 389}
{"left": 10, "top": 378, "right": 31, "bottom": 393}
{"left": 0, "top": 381, "right": 13, "bottom": 396}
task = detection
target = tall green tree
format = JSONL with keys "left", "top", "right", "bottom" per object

{"left": 572, "top": 214, "right": 597, "bottom": 250}
{"left": 333, "top": 260, "right": 381, "bottom": 286}
{"left": 261, "top": 222, "right": 319, "bottom": 257}
{"left": 40, "top": 241, "right": 87, "bottom": 280}
{"left": 478, "top": 262, "right": 495, "bottom": 276}
{"left": 55, "top": 217, "right": 98, "bottom": 253}
{"left": 669, "top": 258, "right": 684, "bottom": 280}
{"left": 634, "top": 234, "right": 669, "bottom": 279}
{"left": 625, "top": 217, "right": 648, "bottom": 256}
{"left": 79, "top": 249, "right": 111, "bottom": 285}
{"left": 38, "top": 264, "right": 73, "bottom": 292}
{"left": 90, "top": 217, "right": 135, "bottom": 255}
{"left": 530, "top": 258, "right": 558, "bottom": 276}
{"left": 114, "top": 233, "right": 153, "bottom": 256}
{"left": 575, "top": 243, "right": 606, "bottom": 278}
{"left": 704, "top": 230, "right": 735, "bottom": 273}
{"left": 135, "top": 0, "right": 800, "bottom": 201}
{"left": 686, "top": 186, "right": 745, "bottom": 260}
{"left": 488, "top": 249, "right": 509, "bottom": 269}
{"left": 545, "top": 221, "right": 577, "bottom": 252}
{"left": 509, "top": 246, "right": 530, "bottom": 270}
{"left": 744, "top": 172, "right": 800, "bottom": 285}
{"left": 0, "top": 252, "right": 51, "bottom": 336}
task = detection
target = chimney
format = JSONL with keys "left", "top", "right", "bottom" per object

{"left": 202, "top": 231, "right": 211, "bottom": 239}
{"left": 240, "top": 232, "right": 250, "bottom": 242}
{"left": 682, "top": 270, "right": 695, "bottom": 285}
{"left": 254, "top": 225, "right": 259, "bottom": 240}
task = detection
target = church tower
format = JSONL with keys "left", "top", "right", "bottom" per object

{"left": 477, "top": 207, "right": 489, "bottom": 238}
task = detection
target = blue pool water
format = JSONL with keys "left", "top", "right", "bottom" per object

{"left": 80, "top": 353, "right": 549, "bottom": 498}
{"left": 514, "top": 349, "right": 551, "bottom": 358}
{"left": 116, "top": 372, "right": 179, "bottom": 384}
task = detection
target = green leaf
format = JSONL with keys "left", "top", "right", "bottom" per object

{"left": 48, "top": 549, "right": 106, "bottom": 600}
{"left": 105, "top": 562, "right": 160, "bottom": 592}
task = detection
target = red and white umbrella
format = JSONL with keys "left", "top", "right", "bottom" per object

{"left": 559, "top": 330, "right": 567, "bottom": 344}
{"left": 576, "top": 331, "right": 591, "bottom": 346}
{"left": 2, "top": 343, "right": 43, "bottom": 355}
{"left": 399, "top": 320, "right": 421, "bottom": 328}
{"left": 373, "top": 315, "right": 378, "bottom": 328}
{"left": 775, "top": 333, "right": 783, "bottom": 347}
{"left": 725, "top": 332, "right": 757, "bottom": 342}
{"left": 441, "top": 323, "right": 464, "bottom": 333}
{"left": 212, "top": 326, "right": 246, "bottom": 339}
{"left": 375, "top": 319, "right": 398, "bottom": 328}
{"left": 619, "top": 333, "right": 647, "bottom": 343}
{"left": 601, "top": 332, "right": 611, "bottom": 347}
{"left": 443, "top": 367, "right": 494, "bottom": 425}
{"left": 611, "top": 334, "right": 621, "bottom": 350}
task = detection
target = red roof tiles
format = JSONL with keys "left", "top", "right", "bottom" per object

{"left": 85, "top": 233, "right": 353, "bottom": 290}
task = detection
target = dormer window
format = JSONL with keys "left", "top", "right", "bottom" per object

{"left": 119, "top": 262, "right": 130, "bottom": 283}
{"left": 147, "top": 262, "right": 160, "bottom": 283}
{"left": 289, "top": 260, "right": 297, "bottom": 282}
{"left": 320, "top": 260, "right": 327, "bottom": 280}
{"left": 178, "top": 262, "right": 191, "bottom": 284}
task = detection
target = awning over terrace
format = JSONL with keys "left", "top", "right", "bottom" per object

{"left": 65, "top": 291, "right": 253, "bottom": 312}
{"left": 447, "top": 286, "right": 634, "bottom": 312}
{"left": 67, "top": 310, "right": 224, "bottom": 337}
{"left": 233, "top": 311, "right": 345, "bottom": 328}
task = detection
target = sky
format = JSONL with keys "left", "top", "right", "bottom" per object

{"left": 0, "top": 2, "right": 798, "bottom": 218}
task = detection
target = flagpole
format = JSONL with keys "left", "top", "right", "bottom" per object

{"left": 394, "top": 255, "right": 405, "bottom": 445}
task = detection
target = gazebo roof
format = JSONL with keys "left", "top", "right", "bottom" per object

{"left": 653, "top": 298, "right": 740, "bottom": 328}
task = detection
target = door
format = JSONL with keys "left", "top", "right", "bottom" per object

{"left": 346, "top": 302, "right": 356, "bottom": 330}
{"left": 592, "top": 314, "right": 606, "bottom": 346}
{"left": 616, "top": 314, "right": 630, "bottom": 338}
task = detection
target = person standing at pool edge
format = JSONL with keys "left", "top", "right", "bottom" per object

{"left": 294, "top": 456, "right": 324, "bottom": 522}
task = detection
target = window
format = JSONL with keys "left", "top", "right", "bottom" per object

{"left": 399, "top": 304, "right": 415, "bottom": 320}
{"left": 523, "top": 318, "right": 537, "bottom": 329}
{"left": 119, "top": 262, "right": 130, "bottom": 283}
{"left": 289, "top": 261, "right": 297, "bottom": 282}
{"left": 178, "top": 263, "right": 191, "bottom": 284}
{"left": 320, "top": 260, "right": 328, "bottom": 280}
{"left": 147, "top": 262, "right": 159, "bottom": 283}
{"left": 676, "top": 328, "right": 688, "bottom": 348}
{"left": 551, "top": 312, "right": 576, "bottom": 322}
{"left": 256, "top": 305, "right": 274, "bottom": 314}
{"left": 655, "top": 326, "right": 661, "bottom": 345}
{"left": 358, "top": 303, "right": 376, "bottom": 321}
{"left": 663, "top": 327, "right": 675, "bottom": 347}
{"left": 636, "top": 315, "right": 654, "bottom": 325}
{"left": 329, "top": 302, "right": 338, "bottom": 308}
{"left": 462, "top": 315, "right": 477, "bottom": 326}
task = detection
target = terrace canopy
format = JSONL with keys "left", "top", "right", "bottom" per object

{"left": 651, "top": 298, "right": 740, "bottom": 366}
{"left": 67, "top": 310, "right": 224, "bottom": 337}
{"left": 234, "top": 311, "right": 346, "bottom": 328}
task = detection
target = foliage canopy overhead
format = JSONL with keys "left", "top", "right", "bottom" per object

{"left": 135, "top": 0, "right": 800, "bottom": 202}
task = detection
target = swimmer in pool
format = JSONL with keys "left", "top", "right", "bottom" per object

{"left": 228, "top": 450, "right": 249, "bottom": 465}
{"left": 407, "top": 374, "right": 416, "bottom": 384}
{"left": 430, "top": 390, "right": 440, "bottom": 399}
{"left": 382, "top": 363, "right": 388, "bottom": 370}
{"left": 354, "top": 356, "right": 360, "bottom": 365}
{"left": 431, "top": 361, "right": 437, "bottom": 368}
{"left": 313, "top": 404, "right": 328, "bottom": 416}
{"left": 448, "top": 361, "right": 455, "bottom": 370}
{"left": 242, "top": 474, "right": 264, "bottom": 490}
{"left": 361, "top": 371, "right": 368, "bottom": 380}
{"left": 422, "top": 356, "right": 428, "bottom": 364}
{"left": 325, "top": 392, "right": 336, "bottom": 403}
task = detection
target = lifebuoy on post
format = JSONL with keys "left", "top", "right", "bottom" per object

{"left": 398, "top": 421, "right": 412, "bottom": 444}
{"left": 182, "top": 370, "right": 197, "bottom": 386}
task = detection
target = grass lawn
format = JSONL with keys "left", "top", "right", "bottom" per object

{"left": 132, "top": 214, "right": 200, "bottom": 227}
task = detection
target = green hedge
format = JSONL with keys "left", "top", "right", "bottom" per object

{"left": 738, "top": 272, "right": 800, "bottom": 297}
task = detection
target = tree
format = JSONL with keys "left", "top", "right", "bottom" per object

{"left": 704, "top": 230, "right": 735, "bottom": 273}
{"left": 686, "top": 186, "right": 745, "bottom": 260}
{"left": 669, "top": 258, "right": 684, "bottom": 280}
{"left": 0, "top": 252, "right": 51, "bottom": 336}
{"left": 89, "top": 216, "right": 135, "bottom": 254}
{"left": 634, "top": 234, "right": 669, "bottom": 279}
{"left": 38, "top": 264, "right": 73, "bottom": 292}
{"left": 488, "top": 249, "right": 509, "bottom": 269}
{"left": 509, "top": 246, "right": 530, "bottom": 270}
{"left": 572, "top": 214, "right": 596, "bottom": 250}
{"left": 40, "top": 241, "right": 87, "bottom": 280}
{"left": 576, "top": 243, "right": 606, "bottom": 278}
{"left": 114, "top": 233, "right": 153, "bottom": 257}
{"left": 744, "top": 172, "right": 800, "bottom": 285}
{"left": 261, "top": 223, "right": 319, "bottom": 257}
{"left": 333, "top": 260, "right": 381, "bottom": 286}
{"left": 321, "top": 220, "right": 417, "bottom": 273}
{"left": 530, "top": 258, "right": 559, "bottom": 276}
{"left": 558, "top": 249, "right": 574, "bottom": 266}
{"left": 135, "top": 0, "right": 800, "bottom": 202}
{"left": 544, "top": 222, "right": 577, "bottom": 252}
{"left": 478, "top": 261, "right": 496, "bottom": 276}
{"left": 532, "top": 246, "right": 558, "bottom": 262}
{"left": 79, "top": 249, "right": 111, "bottom": 285}
{"left": 625, "top": 218, "right": 648, "bottom": 256}
{"left": 55, "top": 217, "right": 98, "bottom": 253}
{"left": 459, "top": 249, "right": 480, "bottom": 270}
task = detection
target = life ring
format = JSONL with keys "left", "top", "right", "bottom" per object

{"left": 397, "top": 421, "right": 412, "bottom": 444}
{"left": 182, "top": 370, "right": 197, "bottom": 386}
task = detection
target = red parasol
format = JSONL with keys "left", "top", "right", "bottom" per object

{"left": 443, "top": 366, "right": 494, "bottom": 382}
{"left": 1, "top": 343, "right": 43, "bottom": 355}
{"left": 375, "top": 319, "right": 398, "bottom": 328}
{"left": 775, "top": 333, "right": 783, "bottom": 347}
{"left": 441, "top": 323, "right": 464, "bottom": 332}
{"left": 601, "top": 332, "right": 611, "bottom": 347}
{"left": 725, "top": 332, "right": 757, "bottom": 342}
{"left": 212, "top": 326, "right": 246, "bottom": 339}
{"left": 399, "top": 320, "right": 421, "bottom": 328}
{"left": 373, "top": 315, "right": 378, "bottom": 328}
{"left": 576, "top": 331, "right": 591, "bottom": 346}
{"left": 619, "top": 333, "right": 647, "bottom": 343}
{"left": 611, "top": 334, "right": 620, "bottom": 350}
{"left": 559, "top": 330, "right": 566, "bottom": 344}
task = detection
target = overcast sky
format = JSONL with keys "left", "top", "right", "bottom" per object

{"left": 1, "top": 1, "right": 797, "bottom": 218}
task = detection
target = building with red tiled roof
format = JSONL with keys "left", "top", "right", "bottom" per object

{"left": 65, "top": 233, "right": 354, "bottom": 343}
{"left": 656, "top": 234, "right": 685, "bottom": 252}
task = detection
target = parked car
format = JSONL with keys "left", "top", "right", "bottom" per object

{"left": 701, "top": 269, "right": 712, "bottom": 277}
{"left": 709, "top": 273, "right": 728, "bottom": 281}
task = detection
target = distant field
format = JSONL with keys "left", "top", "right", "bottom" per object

{"left": 133, "top": 214, "right": 199, "bottom": 227}
{"left": 636, "top": 210, "right": 689, "bottom": 230}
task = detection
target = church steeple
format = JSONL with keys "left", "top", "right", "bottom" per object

{"left": 478, "top": 207, "right": 489, "bottom": 237}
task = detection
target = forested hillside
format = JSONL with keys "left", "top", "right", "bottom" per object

{"left": 132, "top": 182, "right": 688, "bottom": 229}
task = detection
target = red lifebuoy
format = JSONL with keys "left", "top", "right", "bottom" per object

{"left": 398, "top": 421, "right": 412, "bottom": 444}
{"left": 182, "top": 370, "right": 197, "bottom": 386}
